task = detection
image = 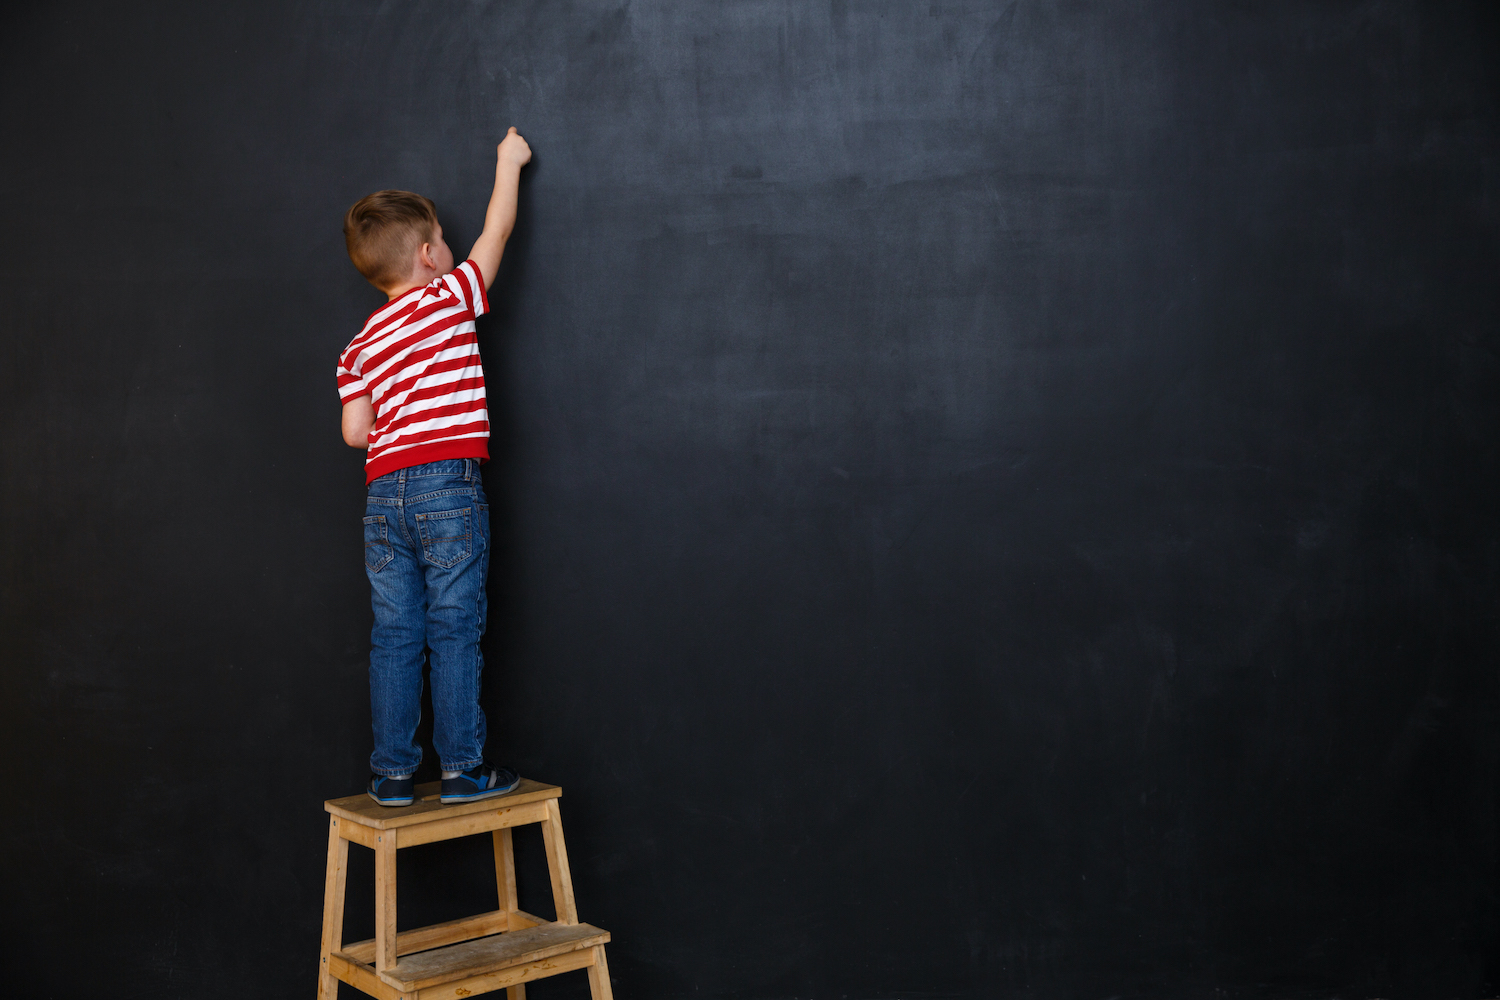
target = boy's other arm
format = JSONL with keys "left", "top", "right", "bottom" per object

{"left": 468, "top": 127, "right": 532, "bottom": 291}
{"left": 342, "top": 395, "right": 374, "bottom": 449}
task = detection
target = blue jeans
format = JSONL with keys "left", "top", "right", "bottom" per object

{"left": 363, "top": 459, "right": 490, "bottom": 776}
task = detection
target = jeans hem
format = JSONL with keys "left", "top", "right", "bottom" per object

{"left": 371, "top": 765, "right": 418, "bottom": 778}
{"left": 441, "top": 758, "right": 483, "bottom": 773}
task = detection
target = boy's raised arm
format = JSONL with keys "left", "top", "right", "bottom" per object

{"left": 468, "top": 127, "right": 532, "bottom": 291}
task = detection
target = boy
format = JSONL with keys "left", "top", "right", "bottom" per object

{"left": 336, "top": 128, "right": 532, "bottom": 806}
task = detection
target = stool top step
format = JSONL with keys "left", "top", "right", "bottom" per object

{"left": 324, "top": 777, "right": 560, "bottom": 829}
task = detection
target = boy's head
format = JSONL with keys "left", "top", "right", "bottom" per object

{"left": 344, "top": 190, "right": 446, "bottom": 291}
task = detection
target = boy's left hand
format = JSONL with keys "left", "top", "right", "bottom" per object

{"left": 498, "top": 127, "right": 531, "bottom": 169}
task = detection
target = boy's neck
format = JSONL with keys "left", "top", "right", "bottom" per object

{"left": 383, "top": 274, "right": 435, "bottom": 301}
{"left": 382, "top": 263, "right": 451, "bottom": 300}
{"left": 383, "top": 279, "right": 425, "bottom": 301}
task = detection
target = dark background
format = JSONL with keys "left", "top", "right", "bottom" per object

{"left": 2, "top": 1, "right": 1497, "bottom": 997}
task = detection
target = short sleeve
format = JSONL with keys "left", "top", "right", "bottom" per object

{"left": 337, "top": 356, "right": 370, "bottom": 402}
{"left": 439, "top": 260, "right": 490, "bottom": 319}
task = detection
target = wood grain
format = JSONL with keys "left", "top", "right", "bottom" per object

{"left": 373, "top": 922, "right": 610, "bottom": 991}
{"left": 317, "top": 816, "right": 350, "bottom": 1000}
{"left": 375, "top": 832, "right": 398, "bottom": 971}
{"left": 540, "top": 798, "right": 579, "bottom": 925}
{"left": 343, "top": 909, "right": 511, "bottom": 964}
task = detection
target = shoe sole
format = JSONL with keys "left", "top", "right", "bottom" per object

{"left": 368, "top": 790, "right": 415, "bottom": 807}
{"left": 439, "top": 777, "right": 522, "bottom": 804}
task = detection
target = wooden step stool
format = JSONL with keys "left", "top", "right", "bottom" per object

{"left": 317, "top": 778, "right": 613, "bottom": 1000}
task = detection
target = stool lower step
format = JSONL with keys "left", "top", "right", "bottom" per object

{"left": 336, "top": 921, "right": 609, "bottom": 993}
{"left": 342, "top": 908, "right": 549, "bottom": 964}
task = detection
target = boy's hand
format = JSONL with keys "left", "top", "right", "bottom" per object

{"left": 498, "top": 127, "right": 531, "bottom": 168}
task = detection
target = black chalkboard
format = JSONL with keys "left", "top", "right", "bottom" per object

{"left": 2, "top": 2, "right": 1498, "bottom": 997}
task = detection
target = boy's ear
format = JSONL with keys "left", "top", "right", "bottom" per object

{"left": 418, "top": 242, "right": 435, "bottom": 269}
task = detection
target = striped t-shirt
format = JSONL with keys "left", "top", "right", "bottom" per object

{"left": 337, "top": 259, "right": 491, "bottom": 483}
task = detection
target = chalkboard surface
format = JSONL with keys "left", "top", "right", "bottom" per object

{"left": 2, "top": 2, "right": 1498, "bottom": 997}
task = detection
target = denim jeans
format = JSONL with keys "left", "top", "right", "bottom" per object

{"left": 363, "top": 459, "right": 490, "bottom": 776}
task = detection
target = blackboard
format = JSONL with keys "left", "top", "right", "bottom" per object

{"left": 2, "top": 2, "right": 1497, "bottom": 997}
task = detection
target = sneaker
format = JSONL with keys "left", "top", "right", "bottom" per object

{"left": 440, "top": 762, "right": 521, "bottom": 803}
{"left": 368, "top": 773, "right": 415, "bottom": 807}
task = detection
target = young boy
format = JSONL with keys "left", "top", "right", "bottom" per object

{"left": 337, "top": 128, "right": 532, "bottom": 806}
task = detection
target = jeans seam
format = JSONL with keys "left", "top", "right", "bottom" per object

{"left": 396, "top": 487, "right": 415, "bottom": 549}
{"left": 473, "top": 502, "right": 486, "bottom": 761}
{"left": 405, "top": 487, "right": 476, "bottom": 504}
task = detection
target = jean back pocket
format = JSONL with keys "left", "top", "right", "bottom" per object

{"left": 363, "top": 515, "right": 393, "bottom": 574}
{"left": 416, "top": 507, "right": 472, "bottom": 569}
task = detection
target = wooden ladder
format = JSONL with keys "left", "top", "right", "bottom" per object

{"left": 316, "top": 778, "right": 613, "bottom": 1000}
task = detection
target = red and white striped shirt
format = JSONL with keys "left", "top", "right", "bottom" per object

{"left": 337, "top": 259, "right": 491, "bottom": 483}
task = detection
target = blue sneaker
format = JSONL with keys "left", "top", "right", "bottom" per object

{"left": 440, "top": 762, "right": 521, "bottom": 803}
{"left": 368, "top": 773, "right": 415, "bottom": 807}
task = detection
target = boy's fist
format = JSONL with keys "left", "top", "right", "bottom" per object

{"left": 498, "top": 127, "right": 531, "bottom": 168}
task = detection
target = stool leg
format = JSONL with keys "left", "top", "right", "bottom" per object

{"left": 317, "top": 817, "right": 349, "bottom": 1000}
{"left": 375, "top": 831, "right": 398, "bottom": 971}
{"left": 494, "top": 827, "right": 526, "bottom": 1000}
{"left": 586, "top": 944, "right": 614, "bottom": 1000}
{"left": 540, "top": 798, "right": 579, "bottom": 924}
{"left": 493, "top": 827, "right": 519, "bottom": 918}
